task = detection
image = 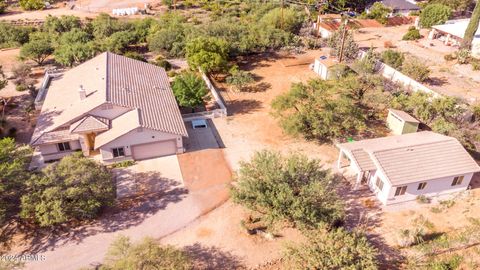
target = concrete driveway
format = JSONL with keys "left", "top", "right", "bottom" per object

{"left": 25, "top": 153, "right": 232, "bottom": 270}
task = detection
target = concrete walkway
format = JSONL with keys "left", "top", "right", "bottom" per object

{"left": 25, "top": 152, "right": 232, "bottom": 270}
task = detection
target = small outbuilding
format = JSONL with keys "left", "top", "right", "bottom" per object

{"left": 386, "top": 109, "right": 419, "bottom": 135}
{"left": 312, "top": 56, "right": 338, "bottom": 80}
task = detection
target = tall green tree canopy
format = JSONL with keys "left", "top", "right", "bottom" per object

{"left": 20, "top": 32, "right": 54, "bottom": 65}
{"left": 172, "top": 72, "right": 209, "bottom": 109}
{"left": 419, "top": 4, "right": 452, "bottom": 28}
{"left": 20, "top": 152, "right": 115, "bottom": 226}
{"left": 327, "top": 25, "right": 359, "bottom": 61}
{"left": 271, "top": 78, "right": 366, "bottom": 142}
{"left": 364, "top": 2, "right": 392, "bottom": 25}
{"left": 231, "top": 150, "right": 345, "bottom": 229}
{"left": 186, "top": 36, "right": 230, "bottom": 74}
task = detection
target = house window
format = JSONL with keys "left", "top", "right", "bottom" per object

{"left": 394, "top": 186, "right": 408, "bottom": 196}
{"left": 112, "top": 147, "right": 125, "bottom": 158}
{"left": 57, "top": 142, "right": 71, "bottom": 152}
{"left": 451, "top": 176, "right": 464, "bottom": 186}
{"left": 375, "top": 178, "right": 384, "bottom": 191}
{"left": 417, "top": 182, "right": 427, "bottom": 190}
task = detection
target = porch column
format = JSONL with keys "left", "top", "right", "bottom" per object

{"left": 353, "top": 172, "right": 363, "bottom": 190}
{"left": 337, "top": 149, "right": 344, "bottom": 169}
{"left": 79, "top": 134, "right": 90, "bottom": 157}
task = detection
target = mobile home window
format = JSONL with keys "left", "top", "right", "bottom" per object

{"left": 57, "top": 142, "right": 71, "bottom": 152}
{"left": 375, "top": 178, "right": 384, "bottom": 191}
{"left": 112, "top": 147, "right": 125, "bottom": 158}
{"left": 451, "top": 176, "right": 464, "bottom": 186}
{"left": 417, "top": 182, "right": 427, "bottom": 190}
{"left": 394, "top": 186, "right": 407, "bottom": 196}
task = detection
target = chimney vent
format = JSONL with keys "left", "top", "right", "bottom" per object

{"left": 79, "top": 85, "right": 86, "bottom": 100}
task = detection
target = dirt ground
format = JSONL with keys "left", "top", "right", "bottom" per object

{"left": 354, "top": 25, "right": 480, "bottom": 103}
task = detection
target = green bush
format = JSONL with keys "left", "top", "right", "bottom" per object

{"left": 231, "top": 150, "right": 345, "bottom": 229}
{"left": 20, "top": 152, "right": 115, "bottom": 226}
{"left": 365, "top": 2, "right": 392, "bottom": 24}
{"left": 456, "top": 49, "right": 471, "bottom": 64}
{"left": 285, "top": 227, "right": 378, "bottom": 269}
{"left": 122, "top": 51, "right": 147, "bottom": 62}
{"left": 19, "top": 0, "right": 45, "bottom": 10}
{"left": 402, "top": 28, "right": 422, "bottom": 40}
{"left": 226, "top": 67, "right": 254, "bottom": 92}
{"left": 381, "top": 49, "right": 404, "bottom": 69}
{"left": 0, "top": 0, "right": 7, "bottom": 14}
{"left": 153, "top": 57, "right": 172, "bottom": 71}
{"left": 420, "top": 4, "right": 452, "bottom": 28}
{"left": 401, "top": 57, "right": 431, "bottom": 82}
{"left": 102, "top": 236, "right": 192, "bottom": 270}
{"left": 172, "top": 72, "right": 208, "bottom": 109}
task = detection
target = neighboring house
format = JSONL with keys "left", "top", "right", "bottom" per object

{"left": 368, "top": 0, "right": 420, "bottom": 16}
{"left": 314, "top": 18, "right": 382, "bottom": 38}
{"left": 429, "top": 19, "right": 480, "bottom": 58}
{"left": 386, "top": 109, "right": 420, "bottom": 135}
{"left": 312, "top": 56, "right": 338, "bottom": 80}
{"left": 336, "top": 132, "right": 480, "bottom": 205}
{"left": 31, "top": 52, "right": 188, "bottom": 164}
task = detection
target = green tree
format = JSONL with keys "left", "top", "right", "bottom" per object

{"left": 0, "top": 23, "right": 34, "bottom": 48}
{"left": 285, "top": 227, "right": 378, "bottom": 270}
{"left": 0, "top": 138, "right": 32, "bottom": 226}
{"left": 381, "top": 49, "right": 404, "bottom": 69}
{"left": 402, "top": 27, "right": 422, "bottom": 40}
{"left": 365, "top": 2, "right": 392, "bottom": 24}
{"left": 401, "top": 57, "right": 431, "bottom": 82}
{"left": 20, "top": 32, "right": 54, "bottom": 65}
{"left": 20, "top": 152, "right": 115, "bottom": 227}
{"left": 172, "top": 72, "right": 209, "bottom": 109}
{"left": 43, "top": 15, "right": 81, "bottom": 33}
{"left": 90, "top": 13, "right": 126, "bottom": 40}
{"left": 462, "top": 0, "right": 480, "bottom": 49}
{"left": 54, "top": 29, "right": 96, "bottom": 67}
{"left": 231, "top": 150, "right": 344, "bottom": 229}
{"left": 353, "top": 47, "right": 378, "bottom": 74}
{"left": 271, "top": 79, "right": 366, "bottom": 142}
{"left": 102, "top": 236, "right": 192, "bottom": 270}
{"left": 259, "top": 7, "right": 305, "bottom": 33}
{"left": 419, "top": 4, "right": 452, "bottom": 28}
{"left": 186, "top": 36, "right": 229, "bottom": 74}
{"left": 19, "top": 0, "right": 44, "bottom": 10}
{"left": 102, "top": 31, "right": 136, "bottom": 53}
{"left": 327, "top": 25, "right": 359, "bottom": 62}
{"left": 428, "top": 0, "right": 473, "bottom": 14}
{"left": 226, "top": 68, "right": 254, "bottom": 92}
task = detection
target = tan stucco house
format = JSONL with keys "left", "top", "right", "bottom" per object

{"left": 31, "top": 52, "right": 188, "bottom": 164}
{"left": 386, "top": 109, "right": 419, "bottom": 135}
{"left": 337, "top": 132, "right": 480, "bottom": 205}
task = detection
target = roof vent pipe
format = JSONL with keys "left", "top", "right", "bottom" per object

{"left": 79, "top": 85, "right": 86, "bottom": 100}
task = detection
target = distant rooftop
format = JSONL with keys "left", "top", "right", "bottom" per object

{"left": 432, "top": 19, "right": 480, "bottom": 40}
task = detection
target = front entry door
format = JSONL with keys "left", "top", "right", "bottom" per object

{"left": 87, "top": 133, "right": 96, "bottom": 151}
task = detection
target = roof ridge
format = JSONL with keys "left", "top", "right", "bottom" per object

{"left": 369, "top": 137, "right": 455, "bottom": 155}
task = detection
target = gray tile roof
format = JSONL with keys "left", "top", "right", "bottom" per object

{"left": 380, "top": 0, "right": 420, "bottom": 11}
{"left": 338, "top": 132, "right": 480, "bottom": 185}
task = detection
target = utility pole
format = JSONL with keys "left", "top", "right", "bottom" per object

{"left": 281, "top": 0, "right": 284, "bottom": 30}
{"left": 338, "top": 19, "right": 348, "bottom": 63}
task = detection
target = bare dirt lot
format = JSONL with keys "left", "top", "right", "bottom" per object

{"left": 354, "top": 25, "right": 480, "bottom": 103}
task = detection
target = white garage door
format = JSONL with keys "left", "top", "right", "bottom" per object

{"left": 131, "top": 140, "right": 177, "bottom": 160}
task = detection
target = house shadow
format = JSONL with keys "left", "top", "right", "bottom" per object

{"left": 184, "top": 243, "right": 246, "bottom": 270}
{"left": 336, "top": 178, "right": 405, "bottom": 269}
{"left": 18, "top": 172, "right": 188, "bottom": 254}
{"left": 226, "top": 99, "right": 262, "bottom": 115}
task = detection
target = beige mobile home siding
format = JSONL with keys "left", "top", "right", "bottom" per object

{"left": 38, "top": 140, "right": 82, "bottom": 161}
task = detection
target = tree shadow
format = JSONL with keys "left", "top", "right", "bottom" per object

{"left": 226, "top": 99, "right": 262, "bottom": 115}
{"left": 15, "top": 172, "right": 188, "bottom": 254}
{"left": 184, "top": 243, "right": 246, "bottom": 270}
{"left": 426, "top": 76, "right": 449, "bottom": 86}
{"left": 243, "top": 82, "right": 271, "bottom": 93}
{"left": 337, "top": 179, "right": 405, "bottom": 269}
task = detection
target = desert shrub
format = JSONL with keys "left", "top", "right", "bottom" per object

{"left": 365, "top": 2, "right": 391, "bottom": 24}
{"left": 226, "top": 67, "right": 254, "bottom": 92}
{"left": 402, "top": 27, "right": 422, "bottom": 40}
{"left": 186, "top": 36, "right": 230, "bottom": 74}
{"left": 153, "top": 56, "right": 172, "bottom": 71}
{"left": 456, "top": 49, "right": 471, "bottom": 64}
{"left": 102, "top": 236, "right": 192, "bottom": 270}
{"left": 420, "top": 4, "right": 452, "bottom": 28}
{"left": 110, "top": 160, "right": 135, "bottom": 169}
{"left": 259, "top": 7, "right": 305, "bottom": 33}
{"left": 19, "top": 0, "right": 44, "bottom": 10}
{"left": 381, "top": 49, "right": 404, "bottom": 69}
{"left": 231, "top": 150, "right": 345, "bottom": 229}
{"left": 444, "top": 53, "right": 456, "bottom": 61}
{"left": 401, "top": 57, "right": 430, "bottom": 82}
{"left": 353, "top": 47, "right": 378, "bottom": 74}
{"left": 431, "top": 117, "right": 457, "bottom": 135}
{"left": 417, "top": 195, "right": 431, "bottom": 204}
{"left": 0, "top": 0, "right": 7, "bottom": 14}
{"left": 471, "top": 59, "right": 480, "bottom": 70}
{"left": 11, "top": 63, "right": 34, "bottom": 89}
{"left": 384, "top": 40, "right": 394, "bottom": 48}
{"left": 20, "top": 152, "right": 115, "bottom": 226}
{"left": 328, "top": 63, "right": 354, "bottom": 79}
{"left": 285, "top": 227, "right": 378, "bottom": 270}
{"left": 427, "top": 255, "right": 463, "bottom": 270}
{"left": 398, "top": 227, "right": 426, "bottom": 247}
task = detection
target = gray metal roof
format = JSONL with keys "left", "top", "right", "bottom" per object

{"left": 380, "top": 0, "right": 420, "bottom": 11}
